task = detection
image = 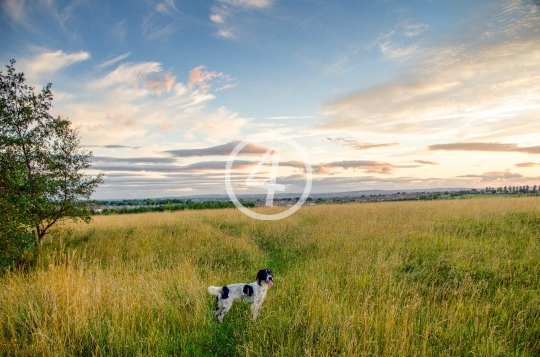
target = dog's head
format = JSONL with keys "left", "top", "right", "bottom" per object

{"left": 256, "top": 268, "right": 273, "bottom": 287}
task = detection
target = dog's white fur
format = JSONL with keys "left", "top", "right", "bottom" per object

{"left": 208, "top": 268, "right": 273, "bottom": 323}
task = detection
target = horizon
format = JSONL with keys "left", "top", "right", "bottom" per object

{"left": 1, "top": 0, "right": 539, "bottom": 200}
{"left": 94, "top": 186, "right": 535, "bottom": 202}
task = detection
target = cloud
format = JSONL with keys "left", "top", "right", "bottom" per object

{"left": 325, "top": 56, "right": 349, "bottom": 74}
{"left": 24, "top": 50, "right": 90, "bottom": 77}
{"left": 1, "top": 0, "right": 25, "bottom": 22}
{"left": 226, "top": 158, "right": 420, "bottom": 176}
{"left": 188, "top": 65, "right": 224, "bottom": 93}
{"left": 314, "top": 160, "right": 396, "bottom": 175}
{"left": 403, "top": 23, "right": 428, "bottom": 37}
{"left": 97, "top": 53, "right": 131, "bottom": 68}
{"left": 210, "top": 0, "right": 272, "bottom": 38}
{"left": 217, "top": 29, "right": 235, "bottom": 38}
{"left": 374, "top": 21, "right": 428, "bottom": 60}
{"left": 91, "top": 156, "right": 178, "bottom": 164}
{"left": 328, "top": 137, "right": 399, "bottom": 150}
{"left": 415, "top": 160, "right": 439, "bottom": 165}
{"left": 320, "top": 3, "right": 540, "bottom": 142}
{"left": 142, "top": 0, "right": 180, "bottom": 39}
{"left": 48, "top": 58, "right": 240, "bottom": 146}
{"left": 160, "top": 123, "right": 172, "bottom": 131}
{"left": 108, "top": 113, "right": 134, "bottom": 128}
{"left": 515, "top": 162, "right": 539, "bottom": 167}
{"left": 429, "top": 142, "right": 540, "bottom": 154}
{"left": 91, "top": 160, "right": 254, "bottom": 173}
{"left": 165, "top": 141, "right": 270, "bottom": 157}
{"left": 458, "top": 170, "right": 523, "bottom": 182}
{"left": 266, "top": 116, "right": 315, "bottom": 120}
{"left": 145, "top": 72, "right": 176, "bottom": 95}
{"left": 93, "top": 62, "right": 162, "bottom": 88}
{"left": 378, "top": 42, "right": 418, "bottom": 59}
{"left": 92, "top": 61, "right": 176, "bottom": 95}
{"left": 215, "top": 83, "right": 237, "bottom": 91}
{"left": 210, "top": 13, "right": 224, "bottom": 23}
{"left": 156, "top": 0, "right": 178, "bottom": 15}
{"left": 81, "top": 145, "right": 141, "bottom": 149}
{"left": 218, "top": 0, "right": 272, "bottom": 8}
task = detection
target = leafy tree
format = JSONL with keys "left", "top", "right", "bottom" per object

{"left": 0, "top": 60, "right": 103, "bottom": 251}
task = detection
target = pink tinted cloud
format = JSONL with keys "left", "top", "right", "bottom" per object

{"left": 146, "top": 72, "right": 176, "bottom": 95}
{"left": 110, "top": 113, "right": 134, "bottom": 127}
{"left": 188, "top": 65, "right": 223, "bottom": 93}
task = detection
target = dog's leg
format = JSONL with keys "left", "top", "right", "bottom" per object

{"left": 214, "top": 296, "right": 223, "bottom": 321}
{"left": 216, "top": 299, "right": 233, "bottom": 323}
{"left": 251, "top": 302, "right": 261, "bottom": 321}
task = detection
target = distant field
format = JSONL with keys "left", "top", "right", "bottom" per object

{"left": 1, "top": 197, "right": 539, "bottom": 356}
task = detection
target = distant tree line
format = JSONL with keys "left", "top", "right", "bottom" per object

{"left": 485, "top": 185, "right": 538, "bottom": 194}
{"left": 94, "top": 199, "right": 254, "bottom": 215}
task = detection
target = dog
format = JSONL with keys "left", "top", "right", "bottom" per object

{"left": 208, "top": 268, "right": 273, "bottom": 323}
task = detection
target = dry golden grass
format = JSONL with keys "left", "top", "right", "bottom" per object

{"left": 1, "top": 197, "right": 540, "bottom": 356}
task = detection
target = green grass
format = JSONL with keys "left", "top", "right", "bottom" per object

{"left": 1, "top": 197, "right": 540, "bottom": 356}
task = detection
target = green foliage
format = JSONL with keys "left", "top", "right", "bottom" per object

{"left": 0, "top": 59, "right": 103, "bottom": 265}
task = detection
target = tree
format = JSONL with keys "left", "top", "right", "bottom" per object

{"left": 1, "top": 60, "right": 103, "bottom": 249}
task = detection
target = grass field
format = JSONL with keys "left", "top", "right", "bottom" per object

{"left": 1, "top": 197, "right": 540, "bottom": 356}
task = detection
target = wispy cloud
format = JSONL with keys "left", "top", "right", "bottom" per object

{"left": 210, "top": 0, "right": 273, "bottom": 38}
{"left": 188, "top": 66, "right": 225, "bottom": 93}
{"left": 165, "top": 141, "right": 269, "bottom": 157}
{"left": 92, "top": 62, "right": 160, "bottom": 87}
{"left": 91, "top": 160, "right": 255, "bottom": 173}
{"left": 23, "top": 50, "right": 90, "bottom": 78}
{"left": 97, "top": 52, "right": 132, "bottom": 68}
{"left": 415, "top": 160, "right": 439, "bottom": 165}
{"left": 219, "top": 0, "right": 272, "bottom": 7}
{"left": 325, "top": 56, "right": 349, "bottom": 74}
{"left": 320, "top": 3, "right": 540, "bottom": 145}
{"left": 91, "top": 156, "right": 177, "bottom": 164}
{"left": 308, "top": 160, "right": 421, "bottom": 175}
{"left": 403, "top": 22, "right": 428, "bottom": 37}
{"left": 287, "top": 160, "right": 389, "bottom": 175}
{"left": 1, "top": 0, "right": 25, "bottom": 22}
{"left": 215, "top": 83, "right": 237, "bottom": 91}
{"left": 92, "top": 61, "right": 175, "bottom": 95}
{"left": 156, "top": 0, "right": 178, "bottom": 15}
{"left": 327, "top": 137, "right": 399, "bottom": 150}
{"left": 429, "top": 142, "right": 540, "bottom": 154}
{"left": 458, "top": 170, "right": 523, "bottom": 182}
{"left": 266, "top": 116, "right": 315, "bottom": 120}
{"left": 374, "top": 21, "right": 428, "bottom": 60}
{"left": 45, "top": 57, "right": 243, "bottom": 146}
{"left": 142, "top": 0, "right": 180, "bottom": 39}
{"left": 81, "top": 145, "right": 141, "bottom": 149}
{"left": 515, "top": 162, "right": 540, "bottom": 168}
{"left": 145, "top": 72, "right": 176, "bottom": 95}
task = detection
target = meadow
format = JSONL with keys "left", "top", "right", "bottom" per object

{"left": 1, "top": 197, "right": 539, "bottom": 356}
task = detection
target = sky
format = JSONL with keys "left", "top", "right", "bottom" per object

{"left": 1, "top": 0, "right": 540, "bottom": 199}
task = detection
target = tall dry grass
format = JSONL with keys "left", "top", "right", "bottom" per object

{"left": 1, "top": 197, "right": 539, "bottom": 356}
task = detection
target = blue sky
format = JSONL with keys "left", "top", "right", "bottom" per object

{"left": 1, "top": 0, "right": 540, "bottom": 199}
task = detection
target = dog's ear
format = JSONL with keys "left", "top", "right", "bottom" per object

{"left": 256, "top": 269, "right": 266, "bottom": 285}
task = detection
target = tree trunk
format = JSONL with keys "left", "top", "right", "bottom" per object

{"left": 35, "top": 227, "right": 44, "bottom": 247}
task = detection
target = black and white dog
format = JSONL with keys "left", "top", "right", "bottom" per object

{"left": 208, "top": 269, "right": 273, "bottom": 323}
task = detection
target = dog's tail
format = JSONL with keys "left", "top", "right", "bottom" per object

{"left": 208, "top": 286, "right": 222, "bottom": 296}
